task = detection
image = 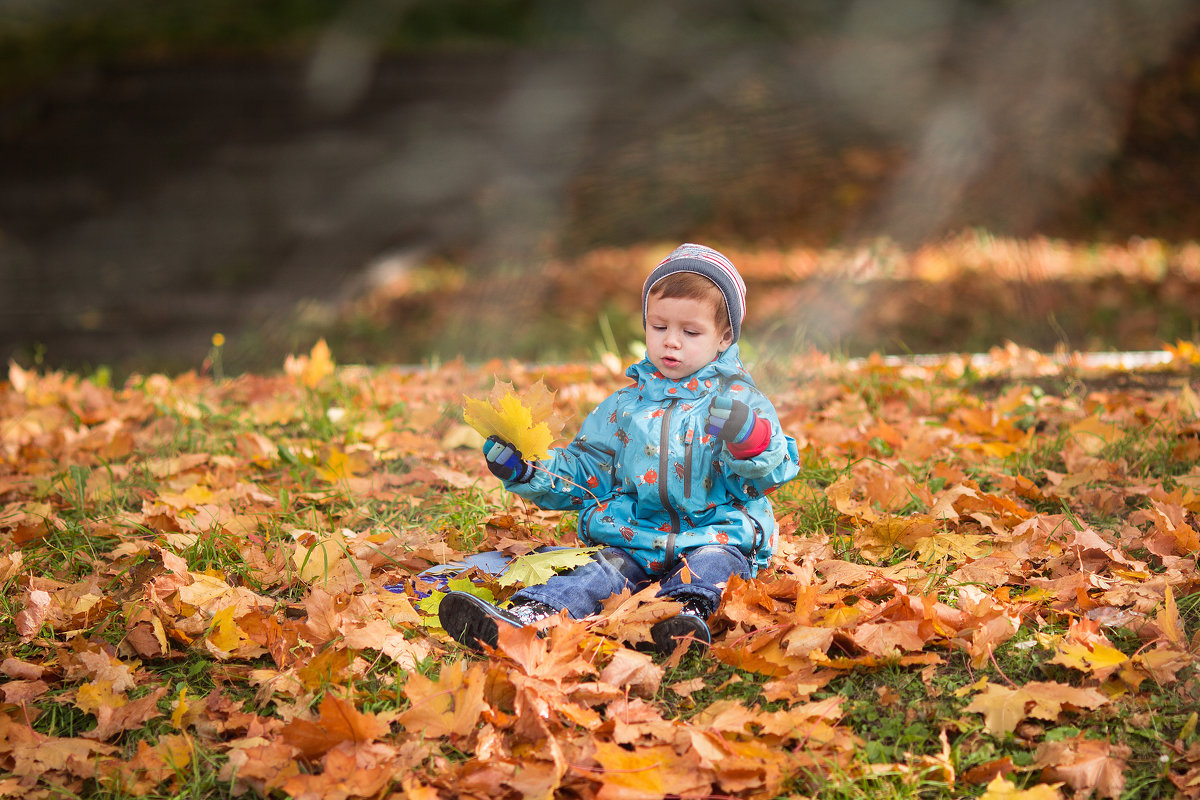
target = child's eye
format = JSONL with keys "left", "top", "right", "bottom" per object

{"left": 684, "top": 330, "right": 699, "bottom": 337}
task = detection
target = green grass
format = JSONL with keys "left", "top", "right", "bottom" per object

{"left": 3, "top": 350, "right": 1199, "bottom": 800}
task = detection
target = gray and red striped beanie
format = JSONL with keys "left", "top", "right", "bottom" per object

{"left": 642, "top": 243, "right": 748, "bottom": 343}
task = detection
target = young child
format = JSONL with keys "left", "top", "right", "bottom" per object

{"left": 440, "top": 243, "right": 800, "bottom": 655}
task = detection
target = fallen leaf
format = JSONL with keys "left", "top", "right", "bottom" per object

{"left": 281, "top": 694, "right": 390, "bottom": 759}
{"left": 964, "top": 681, "right": 1109, "bottom": 736}
{"left": 1035, "top": 735, "right": 1130, "bottom": 800}
{"left": 499, "top": 546, "right": 602, "bottom": 587}
{"left": 284, "top": 339, "right": 335, "bottom": 388}
{"left": 395, "top": 659, "right": 488, "bottom": 740}
{"left": 980, "top": 774, "right": 1063, "bottom": 799}
{"left": 591, "top": 741, "right": 709, "bottom": 800}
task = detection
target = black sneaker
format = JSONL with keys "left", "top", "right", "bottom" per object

{"left": 509, "top": 600, "right": 556, "bottom": 625}
{"left": 439, "top": 591, "right": 526, "bottom": 650}
{"left": 650, "top": 613, "right": 712, "bottom": 656}
{"left": 676, "top": 593, "right": 716, "bottom": 619}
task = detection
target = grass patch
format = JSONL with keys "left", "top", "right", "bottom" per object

{"left": 1, "top": 347, "right": 1198, "bottom": 798}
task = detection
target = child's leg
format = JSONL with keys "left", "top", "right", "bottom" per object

{"left": 513, "top": 546, "right": 651, "bottom": 619}
{"left": 647, "top": 544, "right": 753, "bottom": 655}
{"left": 656, "top": 543, "right": 752, "bottom": 611}
{"left": 440, "top": 547, "right": 649, "bottom": 651}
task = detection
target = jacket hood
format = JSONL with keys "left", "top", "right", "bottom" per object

{"left": 627, "top": 343, "right": 753, "bottom": 402}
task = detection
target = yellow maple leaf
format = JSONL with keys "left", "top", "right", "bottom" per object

{"left": 462, "top": 380, "right": 561, "bottom": 461}
{"left": 207, "top": 604, "right": 245, "bottom": 654}
{"left": 156, "top": 732, "right": 194, "bottom": 771}
{"left": 1048, "top": 640, "right": 1128, "bottom": 678}
{"left": 284, "top": 338, "right": 336, "bottom": 388}
{"left": 1067, "top": 414, "right": 1124, "bottom": 456}
{"left": 292, "top": 530, "right": 349, "bottom": 584}
{"left": 964, "top": 681, "right": 1109, "bottom": 736}
{"left": 1165, "top": 339, "right": 1200, "bottom": 366}
{"left": 591, "top": 741, "right": 674, "bottom": 796}
{"left": 498, "top": 546, "right": 602, "bottom": 587}
{"left": 1158, "top": 584, "right": 1187, "bottom": 648}
{"left": 981, "top": 775, "right": 1063, "bottom": 800}
{"left": 913, "top": 532, "right": 994, "bottom": 564}
{"left": 314, "top": 446, "right": 370, "bottom": 484}
{"left": 76, "top": 678, "right": 127, "bottom": 714}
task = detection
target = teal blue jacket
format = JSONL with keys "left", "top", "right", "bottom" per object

{"left": 502, "top": 345, "right": 800, "bottom": 575}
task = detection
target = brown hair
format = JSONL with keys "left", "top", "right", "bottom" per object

{"left": 647, "top": 272, "right": 730, "bottom": 334}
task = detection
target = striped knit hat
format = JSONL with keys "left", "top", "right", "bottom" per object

{"left": 642, "top": 243, "right": 748, "bottom": 343}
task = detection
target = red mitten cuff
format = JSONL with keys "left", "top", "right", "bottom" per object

{"left": 726, "top": 416, "right": 771, "bottom": 459}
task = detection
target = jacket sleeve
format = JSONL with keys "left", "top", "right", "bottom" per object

{"left": 502, "top": 392, "right": 622, "bottom": 510}
{"left": 717, "top": 389, "right": 800, "bottom": 493}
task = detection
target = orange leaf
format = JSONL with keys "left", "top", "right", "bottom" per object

{"left": 1158, "top": 585, "right": 1188, "bottom": 648}
{"left": 591, "top": 741, "right": 709, "bottom": 800}
{"left": 1034, "top": 735, "right": 1130, "bottom": 800}
{"left": 395, "top": 659, "right": 488, "bottom": 739}
{"left": 280, "top": 745, "right": 393, "bottom": 800}
{"left": 281, "top": 695, "right": 389, "bottom": 759}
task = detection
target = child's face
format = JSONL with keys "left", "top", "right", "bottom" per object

{"left": 645, "top": 294, "right": 733, "bottom": 380}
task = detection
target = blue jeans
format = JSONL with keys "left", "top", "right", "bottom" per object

{"left": 512, "top": 544, "right": 751, "bottom": 619}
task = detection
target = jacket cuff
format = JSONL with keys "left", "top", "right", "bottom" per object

{"left": 727, "top": 417, "right": 771, "bottom": 459}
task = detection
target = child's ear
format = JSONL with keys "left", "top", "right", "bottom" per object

{"left": 718, "top": 328, "right": 733, "bottom": 351}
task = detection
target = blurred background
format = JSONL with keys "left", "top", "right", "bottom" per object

{"left": 3, "top": 0, "right": 1200, "bottom": 376}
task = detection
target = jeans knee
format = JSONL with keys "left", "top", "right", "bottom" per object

{"left": 597, "top": 547, "right": 640, "bottom": 574}
{"left": 682, "top": 544, "right": 751, "bottom": 577}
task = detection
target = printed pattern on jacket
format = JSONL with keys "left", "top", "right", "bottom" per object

{"left": 501, "top": 344, "right": 801, "bottom": 575}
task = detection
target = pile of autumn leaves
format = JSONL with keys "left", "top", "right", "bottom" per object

{"left": 0, "top": 342, "right": 1199, "bottom": 800}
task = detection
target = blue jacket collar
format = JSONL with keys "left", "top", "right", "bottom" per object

{"left": 627, "top": 343, "right": 750, "bottom": 401}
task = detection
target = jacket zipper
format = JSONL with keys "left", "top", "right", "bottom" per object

{"left": 659, "top": 399, "right": 681, "bottom": 568}
{"left": 683, "top": 428, "right": 694, "bottom": 499}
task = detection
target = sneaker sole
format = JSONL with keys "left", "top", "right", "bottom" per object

{"left": 650, "top": 614, "right": 711, "bottom": 656}
{"left": 439, "top": 591, "right": 520, "bottom": 650}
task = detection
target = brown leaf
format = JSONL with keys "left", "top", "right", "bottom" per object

{"left": 219, "top": 739, "right": 303, "bottom": 795}
{"left": 282, "top": 695, "right": 390, "bottom": 759}
{"left": 1035, "top": 735, "right": 1130, "bottom": 800}
{"left": 3, "top": 679, "right": 49, "bottom": 704}
{"left": 279, "top": 743, "right": 394, "bottom": 800}
{"left": 82, "top": 686, "right": 169, "bottom": 741}
{"left": 395, "top": 659, "right": 488, "bottom": 740}
{"left": 964, "top": 756, "right": 1016, "bottom": 785}
{"left": 598, "top": 648, "right": 663, "bottom": 697}
{"left": 15, "top": 589, "right": 53, "bottom": 642}
{"left": 1, "top": 657, "right": 46, "bottom": 680}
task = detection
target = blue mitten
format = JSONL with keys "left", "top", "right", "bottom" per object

{"left": 705, "top": 396, "right": 755, "bottom": 444}
{"left": 483, "top": 436, "right": 535, "bottom": 483}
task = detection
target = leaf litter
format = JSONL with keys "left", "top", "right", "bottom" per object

{"left": 0, "top": 340, "right": 1197, "bottom": 799}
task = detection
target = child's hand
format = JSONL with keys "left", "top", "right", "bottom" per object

{"left": 706, "top": 397, "right": 757, "bottom": 444}
{"left": 483, "top": 435, "right": 535, "bottom": 483}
